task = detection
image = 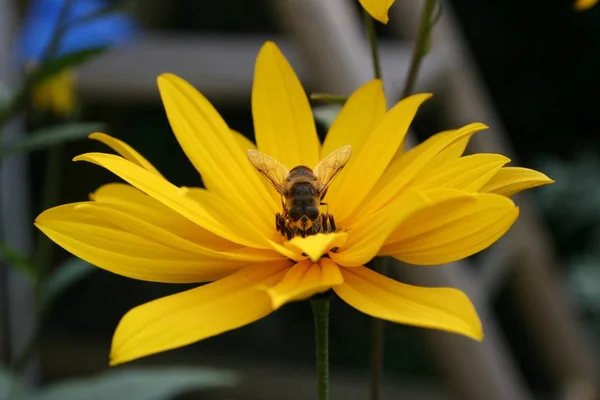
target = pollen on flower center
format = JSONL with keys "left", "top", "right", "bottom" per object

{"left": 275, "top": 209, "right": 339, "bottom": 240}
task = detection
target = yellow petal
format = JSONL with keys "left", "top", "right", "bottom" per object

{"left": 110, "top": 263, "right": 290, "bottom": 365}
{"left": 327, "top": 93, "right": 432, "bottom": 224}
{"left": 480, "top": 167, "right": 554, "bottom": 197}
{"left": 35, "top": 203, "right": 267, "bottom": 283}
{"left": 415, "top": 129, "right": 471, "bottom": 169}
{"left": 231, "top": 129, "right": 256, "bottom": 151}
{"left": 330, "top": 190, "right": 429, "bottom": 267}
{"left": 334, "top": 266, "right": 482, "bottom": 340}
{"left": 381, "top": 189, "right": 519, "bottom": 265}
{"left": 285, "top": 232, "right": 348, "bottom": 262}
{"left": 413, "top": 154, "right": 510, "bottom": 192}
{"left": 321, "top": 79, "right": 386, "bottom": 159}
{"left": 90, "top": 183, "right": 237, "bottom": 251}
{"left": 229, "top": 130, "right": 280, "bottom": 203}
{"left": 74, "top": 153, "right": 266, "bottom": 248}
{"left": 89, "top": 133, "right": 164, "bottom": 178}
{"left": 157, "top": 73, "right": 279, "bottom": 225}
{"left": 358, "top": 0, "right": 396, "bottom": 23}
{"left": 574, "top": 0, "right": 597, "bottom": 11}
{"left": 183, "top": 187, "right": 279, "bottom": 244}
{"left": 263, "top": 258, "right": 343, "bottom": 309}
{"left": 77, "top": 202, "right": 283, "bottom": 263}
{"left": 362, "top": 123, "right": 487, "bottom": 218}
{"left": 252, "top": 41, "right": 320, "bottom": 168}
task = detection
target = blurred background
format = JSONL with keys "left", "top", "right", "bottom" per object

{"left": 1, "top": 0, "right": 599, "bottom": 399}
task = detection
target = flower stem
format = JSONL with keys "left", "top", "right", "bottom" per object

{"left": 362, "top": 9, "right": 383, "bottom": 80}
{"left": 402, "top": 0, "right": 438, "bottom": 98}
{"left": 370, "top": 259, "right": 389, "bottom": 400}
{"left": 311, "top": 295, "right": 331, "bottom": 400}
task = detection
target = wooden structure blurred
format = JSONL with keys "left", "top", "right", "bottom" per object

{"left": 274, "top": 1, "right": 598, "bottom": 399}
{"left": 0, "top": 0, "right": 597, "bottom": 399}
{"left": 0, "top": 0, "right": 38, "bottom": 382}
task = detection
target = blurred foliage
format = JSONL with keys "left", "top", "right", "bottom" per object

{"left": 0, "top": 366, "right": 237, "bottom": 400}
{"left": 0, "top": 122, "right": 105, "bottom": 158}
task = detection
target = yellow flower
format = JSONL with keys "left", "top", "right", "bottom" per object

{"left": 358, "top": 0, "right": 396, "bottom": 23}
{"left": 574, "top": 0, "right": 598, "bottom": 11}
{"left": 31, "top": 67, "right": 77, "bottom": 116}
{"left": 35, "top": 41, "right": 553, "bottom": 366}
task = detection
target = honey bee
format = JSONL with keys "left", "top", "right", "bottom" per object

{"left": 247, "top": 145, "right": 352, "bottom": 239}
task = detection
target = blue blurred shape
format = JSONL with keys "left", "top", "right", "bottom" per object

{"left": 17, "top": 0, "right": 137, "bottom": 63}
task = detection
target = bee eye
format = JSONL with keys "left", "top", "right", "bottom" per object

{"left": 305, "top": 207, "right": 319, "bottom": 220}
{"left": 289, "top": 208, "right": 302, "bottom": 221}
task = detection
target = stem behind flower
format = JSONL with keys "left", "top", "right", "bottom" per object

{"left": 311, "top": 296, "right": 331, "bottom": 400}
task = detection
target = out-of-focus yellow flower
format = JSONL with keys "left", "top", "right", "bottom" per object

{"left": 31, "top": 69, "right": 77, "bottom": 117}
{"left": 359, "top": 0, "right": 396, "bottom": 23}
{"left": 574, "top": 0, "right": 598, "bottom": 11}
{"left": 35, "top": 41, "right": 553, "bottom": 366}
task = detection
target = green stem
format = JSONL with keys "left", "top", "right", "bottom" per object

{"left": 362, "top": 9, "right": 389, "bottom": 400}
{"left": 362, "top": 9, "right": 383, "bottom": 80}
{"left": 309, "top": 93, "right": 348, "bottom": 104}
{"left": 311, "top": 296, "right": 331, "bottom": 400}
{"left": 370, "top": 259, "right": 389, "bottom": 400}
{"left": 402, "top": 0, "right": 437, "bottom": 98}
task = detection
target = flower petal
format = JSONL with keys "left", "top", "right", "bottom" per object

{"left": 182, "top": 187, "right": 281, "bottom": 245}
{"left": 321, "top": 79, "right": 386, "bottom": 159}
{"left": 110, "top": 263, "right": 290, "bottom": 365}
{"left": 35, "top": 203, "right": 271, "bottom": 283}
{"left": 327, "top": 93, "right": 432, "bottom": 224}
{"left": 381, "top": 189, "right": 519, "bottom": 265}
{"left": 90, "top": 183, "right": 237, "bottom": 250}
{"left": 480, "top": 167, "right": 554, "bottom": 197}
{"left": 333, "top": 266, "right": 482, "bottom": 340}
{"left": 231, "top": 129, "right": 256, "bottom": 151}
{"left": 263, "top": 258, "right": 343, "bottom": 309}
{"left": 574, "top": 0, "right": 597, "bottom": 11}
{"left": 422, "top": 130, "right": 472, "bottom": 169}
{"left": 252, "top": 41, "right": 320, "bottom": 168}
{"left": 157, "top": 73, "right": 279, "bottom": 224}
{"left": 285, "top": 232, "right": 348, "bottom": 262}
{"left": 230, "top": 130, "right": 280, "bottom": 203}
{"left": 358, "top": 0, "right": 396, "bottom": 23}
{"left": 78, "top": 202, "right": 283, "bottom": 263}
{"left": 89, "top": 133, "right": 164, "bottom": 178}
{"left": 362, "top": 123, "right": 487, "bottom": 218}
{"left": 412, "top": 154, "right": 510, "bottom": 192}
{"left": 330, "top": 190, "right": 429, "bottom": 267}
{"left": 74, "top": 153, "right": 267, "bottom": 248}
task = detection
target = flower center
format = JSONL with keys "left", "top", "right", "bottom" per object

{"left": 275, "top": 210, "right": 338, "bottom": 240}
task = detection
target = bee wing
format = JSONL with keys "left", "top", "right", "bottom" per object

{"left": 247, "top": 149, "right": 289, "bottom": 196}
{"left": 313, "top": 145, "right": 352, "bottom": 196}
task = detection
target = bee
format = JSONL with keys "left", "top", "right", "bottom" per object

{"left": 247, "top": 145, "right": 352, "bottom": 240}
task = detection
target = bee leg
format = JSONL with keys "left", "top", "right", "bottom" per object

{"left": 329, "top": 214, "right": 336, "bottom": 232}
{"left": 321, "top": 213, "right": 329, "bottom": 233}
{"left": 320, "top": 202, "right": 329, "bottom": 216}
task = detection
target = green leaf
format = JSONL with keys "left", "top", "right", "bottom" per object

{"left": 0, "top": 367, "right": 28, "bottom": 400}
{"left": 43, "top": 258, "right": 96, "bottom": 305}
{"left": 32, "top": 47, "right": 108, "bottom": 85}
{"left": 0, "top": 243, "right": 35, "bottom": 279}
{"left": 35, "top": 367, "right": 238, "bottom": 400}
{"left": 0, "top": 122, "right": 105, "bottom": 157}
{"left": 313, "top": 105, "right": 342, "bottom": 129}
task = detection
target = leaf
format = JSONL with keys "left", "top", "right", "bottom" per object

{"left": 35, "top": 367, "right": 238, "bottom": 400}
{"left": 43, "top": 258, "right": 96, "bottom": 305}
{"left": 32, "top": 47, "right": 108, "bottom": 86}
{"left": 0, "top": 243, "right": 36, "bottom": 279}
{"left": 313, "top": 105, "right": 342, "bottom": 129}
{"left": 0, "top": 122, "right": 105, "bottom": 157}
{"left": 0, "top": 367, "right": 28, "bottom": 400}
